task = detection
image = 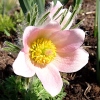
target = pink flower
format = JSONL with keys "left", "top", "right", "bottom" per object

{"left": 13, "top": 21, "right": 89, "bottom": 96}
{"left": 49, "top": 1, "right": 73, "bottom": 30}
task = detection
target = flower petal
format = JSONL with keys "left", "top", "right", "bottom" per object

{"left": 23, "top": 21, "right": 61, "bottom": 53}
{"left": 55, "top": 9, "right": 73, "bottom": 30}
{"left": 23, "top": 26, "right": 39, "bottom": 53}
{"left": 50, "top": 1, "right": 63, "bottom": 17}
{"left": 43, "top": 20, "right": 61, "bottom": 30}
{"left": 49, "top": 29, "right": 85, "bottom": 53}
{"left": 49, "top": 1, "right": 73, "bottom": 29}
{"left": 13, "top": 50, "right": 35, "bottom": 77}
{"left": 35, "top": 64, "right": 63, "bottom": 97}
{"left": 52, "top": 48, "right": 89, "bottom": 73}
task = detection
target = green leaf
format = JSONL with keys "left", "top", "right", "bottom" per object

{"left": 71, "top": 19, "right": 85, "bottom": 29}
{"left": 36, "top": 0, "right": 45, "bottom": 15}
{"left": 0, "top": 14, "right": 15, "bottom": 34}
{"left": 0, "top": 75, "right": 66, "bottom": 99}
{"left": 53, "top": 6, "right": 63, "bottom": 19}
{"left": 59, "top": 0, "right": 69, "bottom": 5}
{"left": 2, "top": 41, "right": 20, "bottom": 53}
{"left": 61, "top": 6, "right": 75, "bottom": 30}
{"left": 19, "top": 0, "right": 45, "bottom": 25}
{"left": 30, "top": 4, "right": 38, "bottom": 25}
{"left": 37, "top": 12, "right": 50, "bottom": 25}
{"left": 4, "top": 29, "right": 10, "bottom": 37}
{"left": 73, "top": 0, "right": 83, "bottom": 14}
{"left": 23, "top": 0, "right": 31, "bottom": 13}
{"left": 1, "top": 0, "right": 5, "bottom": 15}
{"left": 53, "top": 0, "right": 57, "bottom": 5}
{"left": 60, "top": 9, "right": 68, "bottom": 24}
{"left": 62, "top": 0, "right": 83, "bottom": 30}
{"left": 18, "top": 0, "right": 27, "bottom": 14}
{"left": 27, "top": 12, "right": 31, "bottom": 23}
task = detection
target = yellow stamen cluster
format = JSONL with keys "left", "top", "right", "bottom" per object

{"left": 29, "top": 38, "right": 56, "bottom": 67}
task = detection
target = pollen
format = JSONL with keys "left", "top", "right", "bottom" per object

{"left": 29, "top": 38, "right": 56, "bottom": 67}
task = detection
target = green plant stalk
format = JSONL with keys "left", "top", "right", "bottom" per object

{"left": 97, "top": 0, "right": 100, "bottom": 85}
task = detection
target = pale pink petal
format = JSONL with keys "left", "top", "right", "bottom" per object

{"left": 43, "top": 20, "right": 61, "bottom": 30}
{"left": 23, "top": 26, "right": 39, "bottom": 53}
{"left": 24, "top": 52, "right": 37, "bottom": 72}
{"left": 35, "top": 64, "right": 63, "bottom": 97}
{"left": 52, "top": 48, "right": 89, "bottom": 73}
{"left": 49, "top": 1, "right": 73, "bottom": 29}
{"left": 51, "top": 8, "right": 73, "bottom": 30}
{"left": 49, "top": 29, "right": 85, "bottom": 53}
{"left": 23, "top": 22, "right": 61, "bottom": 53}
{"left": 55, "top": 9, "right": 73, "bottom": 30}
{"left": 50, "top": 1, "right": 63, "bottom": 17}
{"left": 12, "top": 50, "right": 35, "bottom": 77}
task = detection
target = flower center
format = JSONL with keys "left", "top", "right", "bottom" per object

{"left": 29, "top": 38, "right": 56, "bottom": 67}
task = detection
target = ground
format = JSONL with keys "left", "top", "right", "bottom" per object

{"left": 0, "top": 0, "right": 100, "bottom": 100}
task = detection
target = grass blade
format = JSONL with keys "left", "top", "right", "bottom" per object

{"left": 97, "top": 0, "right": 100, "bottom": 85}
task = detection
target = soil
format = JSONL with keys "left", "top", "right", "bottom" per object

{"left": 0, "top": 0, "right": 99, "bottom": 100}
